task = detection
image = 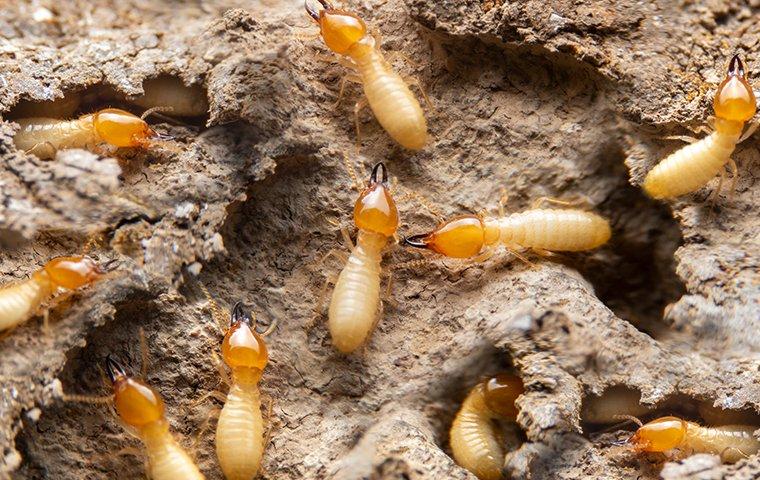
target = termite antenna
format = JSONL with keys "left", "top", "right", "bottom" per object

{"left": 141, "top": 106, "right": 175, "bottom": 121}
{"left": 728, "top": 54, "right": 745, "bottom": 77}
{"left": 613, "top": 414, "right": 644, "bottom": 428}
{"left": 231, "top": 301, "right": 254, "bottom": 327}
{"left": 105, "top": 355, "right": 128, "bottom": 383}
{"left": 370, "top": 162, "right": 389, "bottom": 185}
{"left": 403, "top": 233, "right": 430, "bottom": 249}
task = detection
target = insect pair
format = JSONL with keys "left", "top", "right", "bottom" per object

{"left": 325, "top": 161, "right": 611, "bottom": 354}
{"left": 64, "top": 296, "right": 273, "bottom": 480}
{"left": 450, "top": 375, "right": 760, "bottom": 480}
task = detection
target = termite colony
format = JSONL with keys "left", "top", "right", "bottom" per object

{"left": 0, "top": 0, "right": 758, "bottom": 479}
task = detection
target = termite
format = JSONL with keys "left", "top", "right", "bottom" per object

{"left": 449, "top": 374, "right": 524, "bottom": 480}
{"left": 105, "top": 356, "right": 206, "bottom": 479}
{"left": 327, "top": 161, "right": 399, "bottom": 353}
{"left": 0, "top": 256, "right": 103, "bottom": 332}
{"left": 404, "top": 199, "right": 611, "bottom": 262}
{"left": 628, "top": 416, "right": 760, "bottom": 463}
{"left": 581, "top": 386, "right": 655, "bottom": 425}
{"left": 305, "top": 0, "right": 429, "bottom": 150}
{"left": 214, "top": 301, "right": 273, "bottom": 480}
{"left": 128, "top": 76, "right": 209, "bottom": 117}
{"left": 643, "top": 55, "right": 758, "bottom": 199}
{"left": 8, "top": 92, "right": 82, "bottom": 119}
{"left": 13, "top": 107, "right": 169, "bottom": 160}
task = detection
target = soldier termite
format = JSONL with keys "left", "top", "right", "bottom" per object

{"left": 0, "top": 256, "right": 103, "bottom": 332}
{"left": 327, "top": 161, "right": 399, "bottom": 354}
{"left": 643, "top": 54, "right": 758, "bottom": 199}
{"left": 305, "top": 0, "right": 429, "bottom": 150}
{"left": 200, "top": 288, "right": 276, "bottom": 480}
{"left": 449, "top": 374, "right": 524, "bottom": 480}
{"left": 403, "top": 198, "right": 611, "bottom": 263}
{"left": 627, "top": 415, "right": 760, "bottom": 464}
{"left": 13, "top": 107, "right": 175, "bottom": 160}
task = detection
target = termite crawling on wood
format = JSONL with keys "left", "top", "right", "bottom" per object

{"left": 105, "top": 356, "right": 206, "bottom": 479}
{"left": 328, "top": 161, "right": 399, "bottom": 354}
{"left": 0, "top": 256, "right": 103, "bottom": 332}
{"left": 13, "top": 107, "right": 173, "bottom": 160}
{"left": 305, "top": 0, "right": 429, "bottom": 150}
{"left": 449, "top": 374, "right": 524, "bottom": 480}
{"left": 403, "top": 198, "right": 611, "bottom": 262}
{"left": 628, "top": 416, "right": 760, "bottom": 464}
{"left": 643, "top": 54, "right": 758, "bottom": 199}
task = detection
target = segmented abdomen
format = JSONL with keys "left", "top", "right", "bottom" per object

{"left": 216, "top": 383, "right": 264, "bottom": 480}
{"left": 495, "top": 209, "right": 611, "bottom": 251}
{"left": 643, "top": 131, "right": 736, "bottom": 199}
{"left": 13, "top": 117, "right": 96, "bottom": 159}
{"left": 354, "top": 50, "right": 428, "bottom": 150}
{"left": 450, "top": 384, "right": 503, "bottom": 480}
{"left": 144, "top": 429, "right": 205, "bottom": 480}
{"left": 0, "top": 276, "right": 52, "bottom": 331}
{"left": 686, "top": 423, "right": 760, "bottom": 463}
{"left": 328, "top": 231, "right": 386, "bottom": 353}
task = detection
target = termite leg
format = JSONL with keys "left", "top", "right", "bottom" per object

{"left": 504, "top": 246, "right": 536, "bottom": 268}
{"left": 708, "top": 170, "right": 726, "bottom": 203}
{"left": 354, "top": 97, "right": 369, "bottom": 152}
{"left": 738, "top": 121, "right": 759, "bottom": 143}
{"left": 139, "top": 328, "right": 149, "bottom": 380}
{"left": 340, "top": 226, "right": 355, "bottom": 251}
{"left": 262, "top": 396, "right": 275, "bottom": 449}
{"left": 403, "top": 75, "right": 435, "bottom": 111}
{"left": 531, "top": 195, "right": 591, "bottom": 210}
{"left": 199, "top": 282, "right": 228, "bottom": 335}
{"left": 662, "top": 134, "right": 699, "bottom": 144}
{"left": 191, "top": 405, "right": 222, "bottom": 458}
{"left": 726, "top": 157, "right": 739, "bottom": 199}
{"left": 370, "top": 28, "right": 383, "bottom": 46}
{"left": 307, "top": 273, "right": 338, "bottom": 330}
{"left": 190, "top": 387, "right": 228, "bottom": 408}
{"left": 212, "top": 351, "right": 231, "bottom": 388}
{"left": 333, "top": 74, "right": 362, "bottom": 109}
{"left": 498, "top": 187, "right": 510, "bottom": 217}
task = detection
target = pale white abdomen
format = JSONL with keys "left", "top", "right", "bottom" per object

{"left": 685, "top": 423, "right": 760, "bottom": 463}
{"left": 14, "top": 117, "right": 96, "bottom": 159}
{"left": 142, "top": 425, "right": 205, "bottom": 480}
{"left": 643, "top": 130, "right": 738, "bottom": 199}
{"left": 216, "top": 382, "right": 264, "bottom": 480}
{"left": 450, "top": 384, "right": 503, "bottom": 480}
{"left": 0, "top": 275, "right": 52, "bottom": 331}
{"left": 328, "top": 231, "right": 386, "bottom": 353}
{"left": 130, "top": 76, "right": 209, "bottom": 117}
{"left": 352, "top": 50, "right": 428, "bottom": 150}
{"left": 492, "top": 209, "right": 611, "bottom": 251}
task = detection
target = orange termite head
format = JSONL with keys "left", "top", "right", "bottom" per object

{"left": 353, "top": 162, "right": 399, "bottom": 237}
{"left": 43, "top": 256, "right": 102, "bottom": 290}
{"left": 404, "top": 215, "right": 486, "bottom": 259}
{"left": 106, "top": 356, "right": 166, "bottom": 428}
{"left": 714, "top": 54, "right": 757, "bottom": 122}
{"left": 93, "top": 108, "right": 156, "bottom": 148}
{"left": 628, "top": 416, "right": 687, "bottom": 453}
{"left": 221, "top": 302, "right": 269, "bottom": 375}
{"left": 305, "top": 0, "right": 369, "bottom": 55}
{"left": 483, "top": 374, "right": 524, "bottom": 419}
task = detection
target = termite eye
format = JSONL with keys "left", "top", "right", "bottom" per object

{"left": 409, "top": 215, "right": 485, "bottom": 259}
{"left": 222, "top": 322, "right": 268, "bottom": 371}
{"left": 630, "top": 416, "right": 686, "bottom": 452}
{"left": 318, "top": 10, "right": 368, "bottom": 54}
{"left": 113, "top": 377, "right": 166, "bottom": 428}
{"left": 43, "top": 256, "right": 101, "bottom": 290}
{"left": 714, "top": 55, "right": 757, "bottom": 122}
{"left": 353, "top": 165, "right": 399, "bottom": 236}
{"left": 483, "top": 374, "right": 524, "bottom": 419}
{"left": 93, "top": 108, "right": 154, "bottom": 148}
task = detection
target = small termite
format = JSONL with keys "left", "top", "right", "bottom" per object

{"left": 128, "top": 76, "right": 209, "bottom": 117}
{"left": 105, "top": 356, "right": 206, "bottom": 479}
{"left": 0, "top": 256, "right": 103, "bottom": 332}
{"left": 13, "top": 107, "right": 167, "bottom": 160}
{"left": 628, "top": 416, "right": 760, "bottom": 463}
{"left": 643, "top": 55, "right": 758, "bottom": 199}
{"left": 581, "top": 386, "right": 655, "bottom": 425}
{"left": 449, "top": 374, "right": 524, "bottom": 480}
{"left": 404, "top": 200, "right": 611, "bottom": 262}
{"left": 328, "top": 161, "right": 399, "bottom": 353}
{"left": 215, "top": 302, "right": 272, "bottom": 480}
{"left": 305, "top": 0, "right": 429, "bottom": 150}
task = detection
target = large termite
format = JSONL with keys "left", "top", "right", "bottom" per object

{"left": 327, "top": 162, "right": 399, "bottom": 353}
{"left": 449, "top": 374, "right": 524, "bottom": 480}
{"left": 104, "top": 356, "right": 206, "bottom": 479}
{"left": 404, "top": 199, "right": 611, "bottom": 262}
{"left": 0, "top": 256, "right": 103, "bottom": 332}
{"left": 628, "top": 416, "right": 760, "bottom": 463}
{"left": 13, "top": 107, "right": 169, "bottom": 160}
{"left": 305, "top": 0, "right": 429, "bottom": 150}
{"left": 643, "top": 55, "right": 758, "bottom": 199}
